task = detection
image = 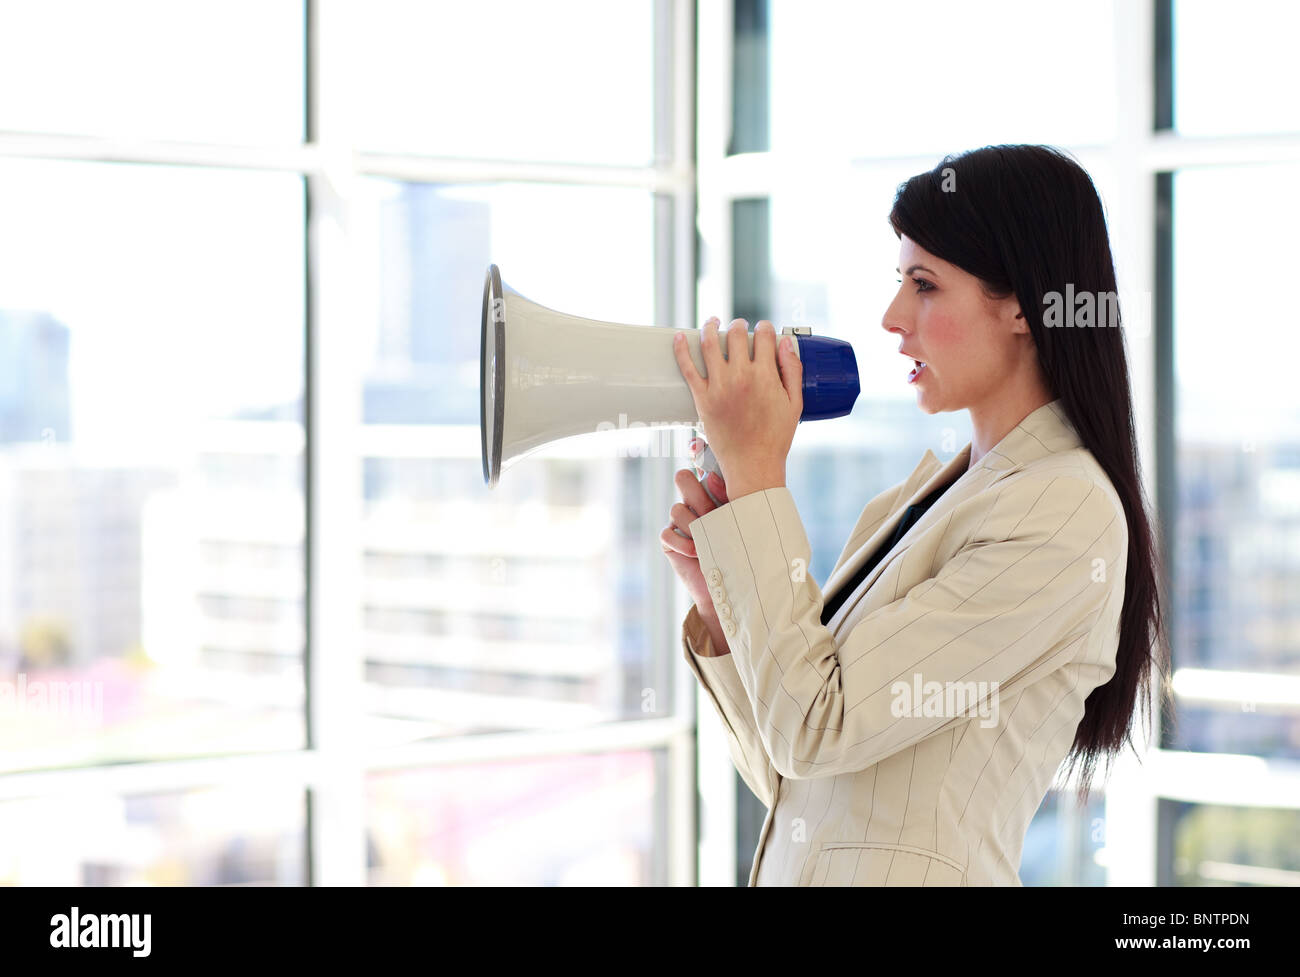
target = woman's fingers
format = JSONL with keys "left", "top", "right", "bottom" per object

{"left": 667, "top": 454, "right": 729, "bottom": 562}
{"left": 660, "top": 522, "right": 697, "bottom": 558}
{"left": 668, "top": 501, "right": 698, "bottom": 534}
{"left": 674, "top": 467, "right": 713, "bottom": 516}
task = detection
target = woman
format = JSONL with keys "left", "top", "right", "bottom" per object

{"left": 662, "top": 144, "right": 1173, "bottom": 886}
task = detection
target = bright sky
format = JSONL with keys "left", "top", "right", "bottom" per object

{"left": 0, "top": 158, "right": 304, "bottom": 455}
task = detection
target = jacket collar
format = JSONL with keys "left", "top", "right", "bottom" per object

{"left": 972, "top": 396, "right": 1081, "bottom": 473}
{"left": 909, "top": 396, "right": 1080, "bottom": 491}
{"left": 820, "top": 398, "right": 1080, "bottom": 609}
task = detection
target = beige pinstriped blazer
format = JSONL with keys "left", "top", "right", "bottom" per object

{"left": 681, "top": 398, "right": 1128, "bottom": 886}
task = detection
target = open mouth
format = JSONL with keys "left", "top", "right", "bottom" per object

{"left": 907, "top": 360, "right": 927, "bottom": 384}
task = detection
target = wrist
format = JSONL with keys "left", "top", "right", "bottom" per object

{"left": 725, "top": 476, "right": 785, "bottom": 501}
{"left": 687, "top": 602, "right": 731, "bottom": 656}
{"left": 700, "top": 613, "right": 732, "bottom": 657}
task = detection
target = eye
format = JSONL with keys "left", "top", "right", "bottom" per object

{"left": 895, "top": 276, "right": 934, "bottom": 293}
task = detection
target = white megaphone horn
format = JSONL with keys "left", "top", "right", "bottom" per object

{"left": 481, "top": 263, "right": 860, "bottom": 494}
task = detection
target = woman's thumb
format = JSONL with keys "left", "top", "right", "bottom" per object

{"left": 779, "top": 336, "right": 802, "bottom": 398}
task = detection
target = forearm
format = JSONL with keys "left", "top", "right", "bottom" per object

{"left": 689, "top": 471, "right": 782, "bottom": 656}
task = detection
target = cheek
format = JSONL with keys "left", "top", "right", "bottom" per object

{"left": 919, "top": 307, "right": 969, "bottom": 360}
{"left": 921, "top": 299, "right": 999, "bottom": 369}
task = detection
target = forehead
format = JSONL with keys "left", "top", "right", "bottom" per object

{"left": 897, "top": 236, "right": 946, "bottom": 270}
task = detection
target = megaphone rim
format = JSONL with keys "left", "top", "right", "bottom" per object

{"left": 481, "top": 263, "right": 506, "bottom": 487}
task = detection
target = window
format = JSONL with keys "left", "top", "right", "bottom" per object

{"left": 0, "top": 157, "right": 307, "bottom": 772}
{"left": 0, "top": 0, "right": 694, "bottom": 886}
{"left": 697, "top": 0, "right": 1300, "bottom": 886}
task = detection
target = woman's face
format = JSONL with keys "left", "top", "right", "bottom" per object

{"left": 881, "top": 235, "right": 1030, "bottom": 414}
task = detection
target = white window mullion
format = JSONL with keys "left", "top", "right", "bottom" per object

{"left": 355, "top": 153, "right": 682, "bottom": 191}
{"left": 306, "top": 0, "right": 367, "bottom": 887}
{"left": 0, "top": 719, "right": 695, "bottom": 804}
{"left": 1102, "top": 0, "right": 1161, "bottom": 888}
{"left": 0, "top": 131, "right": 317, "bottom": 172}
{"left": 691, "top": 0, "right": 739, "bottom": 888}
{"left": 657, "top": 0, "right": 699, "bottom": 886}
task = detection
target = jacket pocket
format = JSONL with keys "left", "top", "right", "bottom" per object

{"left": 809, "top": 841, "right": 966, "bottom": 886}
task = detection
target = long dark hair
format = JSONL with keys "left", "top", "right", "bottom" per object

{"left": 888, "top": 144, "right": 1174, "bottom": 806}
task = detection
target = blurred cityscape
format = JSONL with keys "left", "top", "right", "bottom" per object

{"left": 0, "top": 183, "right": 665, "bottom": 884}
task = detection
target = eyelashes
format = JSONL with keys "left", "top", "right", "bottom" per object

{"left": 895, "top": 276, "right": 934, "bottom": 293}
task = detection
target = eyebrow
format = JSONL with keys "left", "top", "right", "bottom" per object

{"left": 896, "top": 264, "right": 937, "bottom": 275}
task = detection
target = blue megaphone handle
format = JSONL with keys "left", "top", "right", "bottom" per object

{"left": 795, "top": 334, "right": 860, "bottom": 422}
{"left": 691, "top": 333, "right": 859, "bottom": 504}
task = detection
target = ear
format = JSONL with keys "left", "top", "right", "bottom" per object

{"left": 989, "top": 288, "right": 1028, "bottom": 335}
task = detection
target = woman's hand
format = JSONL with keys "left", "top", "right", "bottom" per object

{"left": 671, "top": 318, "right": 802, "bottom": 500}
{"left": 661, "top": 456, "right": 732, "bottom": 655}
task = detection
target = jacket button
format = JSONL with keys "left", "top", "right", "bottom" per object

{"left": 722, "top": 620, "right": 736, "bottom": 637}
{"left": 711, "top": 587, "right": 725, "bottom": 603}
{"left": 708, "top": 568, "right": 722, "bottom": 586}
{"left": 717, "top": 602, "right": 731, "bottom": 619}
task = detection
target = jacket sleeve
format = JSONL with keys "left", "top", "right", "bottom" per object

{"left": 682, "top": 605, "right": 779, "bottom": 808}
{"left": 686, "top": 475, "right": 1127, "bottom": 780}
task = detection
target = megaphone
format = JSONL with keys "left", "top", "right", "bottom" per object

{"left": 481, "top": 263, "right": 859, "bottom": 491}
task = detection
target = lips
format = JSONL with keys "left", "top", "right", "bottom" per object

{"left": 901, "top": 349, "right": 927, "bottom": 383}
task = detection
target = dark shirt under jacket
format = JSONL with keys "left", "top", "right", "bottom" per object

{"left": 820, "top": 478, "right": 958, "bottom": 627}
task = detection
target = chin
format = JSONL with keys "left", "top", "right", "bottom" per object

{"left": 913, "top": 388, "right": 943, "bottom": 414}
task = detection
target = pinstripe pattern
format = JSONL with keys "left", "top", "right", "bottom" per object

{"left": 681, "top": 399, "right": 1128, "bottom": 885}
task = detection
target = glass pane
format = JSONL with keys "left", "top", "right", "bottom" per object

{"left": 1174, "top": 0, "right": 1300, "bottom": 137}
{"left": 1161, "top": 800, "right": 1300, "bottom": 885}
{"left": 0, "top": 0, "right": 304, "bottom": 146}
{"left": 1170, "top": 164, "right": 1300, "bottom": 758}
{"left": 1018, "top": 789, "right": 1107, "bottom": 885}
{"left": 0, "top": 785, "right": 306, "bottom": 884}
{"left": 0, "top": 159, "right": 306, "bottom": 772}
{"left": 366, "top": 750, "right": 665, "bottom": 884}
{"left": 352, "top": 179, "right": 671, "bottom": 744}
{"left": 766, "top": 0, "right": 1115, "bottom": 159}
{"left": 349, "top": 0, "right": 655, "bottom": 164}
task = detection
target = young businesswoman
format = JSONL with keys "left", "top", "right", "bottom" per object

{"left": 661, "top": 144, "right": 1173, "bottom": 886}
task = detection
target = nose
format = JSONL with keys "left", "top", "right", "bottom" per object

{"left": 881, "top": 289, "right": 909, "bottom": 338}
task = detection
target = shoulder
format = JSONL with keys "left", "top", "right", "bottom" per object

{"left": 974, "top": 449, "right": 1128, "bottom": 553}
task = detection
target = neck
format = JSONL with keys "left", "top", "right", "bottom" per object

{"left": 966, "top": 384, "right": 1055, "bottom": 471}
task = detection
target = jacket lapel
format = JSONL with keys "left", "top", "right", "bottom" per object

{"left": 820, "top": 444, "right": 971, "bottom": 607}
{"left": 818, "top": 398, "right": 1081, "bottom": 613}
